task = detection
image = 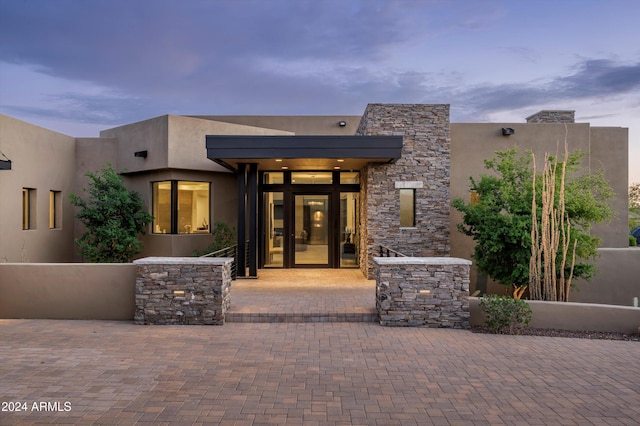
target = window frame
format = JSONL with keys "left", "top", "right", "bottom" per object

{"left": 22, "top": 188, "right": 36, "bottom": 230}
{"left": 49, "top": 190, "right": 62, "bottom": 229}
{"left": 399, "top": 188, "right": 416, "bottom": 228}
{"left": 152, "top": 180, "right": 211, "bottom": 234}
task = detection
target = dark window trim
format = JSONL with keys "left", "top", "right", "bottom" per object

{"left": 151, "top": 180, "right": 211, "bottom": 235}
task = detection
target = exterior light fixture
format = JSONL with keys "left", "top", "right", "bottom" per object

{"left": 334, "top": 166, "right": 341, "bottom": 170}
{"left": 281, "top": 166, "right": 288, "bottom": 170}
{"left": 134, "top": 150, "right": 148, "bottom": 158}
{"left": 501, "top": 127, "right": 515, "bottom": 136}
{"left": 0, "top": 151, "right": 11, "bottom": 170}
{"left": 275, "top": 159, "right": 282, "bottom": 162}
{"left": 338, "top": 121, "right": 347, "bottom": 127}
{"left": 337, "top": 159, "right": 344, "bottom": 162}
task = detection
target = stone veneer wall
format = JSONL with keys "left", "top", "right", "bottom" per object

{"left": 134, "top": 257, "right": 232, "bottom": 325}
{"left": 526, "top": 110, "right": 575, "bottom": 123}
{"left": 374, "top": 257, "right": 471, "bottom": 328}
{"left": 357, "top": 104, "right": 451, "bottom": 279}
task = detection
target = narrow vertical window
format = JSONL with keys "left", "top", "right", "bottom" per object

{"left": 22, "top": 188, "right": 36, "bottom": 229}
{"left": 49, "top": 190, "right": 62, "bottom": 229}
{"left": 470, "top": 190, "right": 480, "bottom": 206}
{"left": 399, "top": 189, "right": 415, "bottom": 227}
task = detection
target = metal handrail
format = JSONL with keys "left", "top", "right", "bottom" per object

{"left": 378, "top": 245, "right": 408, "bottom": 257}
{"left": 200, "top": 242, "right": 248, "bottom": 280}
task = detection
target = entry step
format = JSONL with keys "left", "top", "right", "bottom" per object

{"left": 226, "top": 312, "right": 378, "bottom": 323}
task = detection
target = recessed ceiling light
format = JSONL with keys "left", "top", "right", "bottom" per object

{"left": 275, "top": 159, "right": 282, "bottom": 162}
{"left": 281, "top": 166, "right": 288, "bottom": 170}
{"left": 334, "top": 166, "right": 341, "bottom": 170}
{"left": 337, "top": 159, "right": 344, "bottom": 162}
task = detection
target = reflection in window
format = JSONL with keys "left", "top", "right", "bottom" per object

{"left": 291, "top": 172, "right": 332, "bottom": 184}
{"left": 263, "top": 172, "right": 284, "bottom": 184}
{"left": 153, "top": 181, "right": 210, "bottom": 234}
{"left": 340, "top": 172, "right": 360, "bottom": 184}
{"left": 399, "top": 189, "right": 415, "bottom": 227}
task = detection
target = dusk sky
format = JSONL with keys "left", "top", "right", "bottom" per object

{"left": 1, "top": 0, "right": 638, "bottom": 183}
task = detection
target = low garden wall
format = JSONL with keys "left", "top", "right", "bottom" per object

{"left": 0, "top": 263, "right": 136, "bottom": 320}
{"left": 470, "top": 297, "right": 640, "bottom": 334}
{"left": 134, "top": 257, "right": 232, "bottom": 325}
{"left": 374, "top": 257, "right": 471, "bottom": 328}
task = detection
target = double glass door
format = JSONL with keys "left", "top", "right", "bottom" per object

{"left": 263, "top": 190, "right": 359, "bottom": 268}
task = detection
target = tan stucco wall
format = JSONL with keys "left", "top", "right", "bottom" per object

{"left": 0, "top": 115, "right": 77, "bottom": 262}
{"left": 470, "top": 297, "right": 640, "bottom": 334}
{"left": 190, "top": 115, "right": 362, "bottom": 136}
{"left": 570, "top": 248, "right": 640, "bottom": 306}
{"left": 450, "top": 122, "right": 629, "bottom": 292}
{"left": 123, "top": 169, "right": 238, "bottom": 258}
{"left": 0, "top": 263, "right": 136, "bottom": 320}
{"left": 167, "top": 115, "right": 293, "bottom": 171}
{"left": 99, "top": 115, "right": 170, "bottom": 174}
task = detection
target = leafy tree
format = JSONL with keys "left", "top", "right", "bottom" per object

{"left": 452, "top": 148, "right": 614, "bottom": 293}
{"left": 70, "top": 164, "right": 153, "bottom": 262}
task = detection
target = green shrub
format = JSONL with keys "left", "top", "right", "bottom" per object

{"left": 193, "top": 221, "right": 237, "bottom": 256}
{"left": 479, "top": 294, "right": 532, "bottom": 334}
{"left": 630, "top": 235, "right": 637, "bottom": 247}
{"left": 70, "top": 164, "right": 153, "bottom": 262}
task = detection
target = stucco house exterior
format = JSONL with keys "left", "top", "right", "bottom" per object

{"left": 0, "top": 104, "right": 629, "bottom": 292}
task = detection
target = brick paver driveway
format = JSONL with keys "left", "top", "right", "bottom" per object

{"left": 1, "top": 320, "right": 638, "bottom": 425}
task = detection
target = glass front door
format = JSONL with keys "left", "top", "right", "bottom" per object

{"left": 293, "top": 194, "right": 330, "bottom": 266}
{"left": 260, "top": 171, "right": 360, "bottom": 269}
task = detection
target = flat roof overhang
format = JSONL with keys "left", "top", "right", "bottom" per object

{"left": 206, "top": 135, "right": 403, "bottom": 171}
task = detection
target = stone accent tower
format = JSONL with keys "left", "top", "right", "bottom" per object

{"left": 526, "top": 110, "right": 575, "bottom": 123}
{"left": 357, "top": 104, "right": 451, "bottom": 279}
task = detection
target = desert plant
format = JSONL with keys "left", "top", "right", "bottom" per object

{"left": 479, "top": 294, "right": 532, "bottom": 334}
{"left": 453, "top": 146, "right": 614, "bottom": 296}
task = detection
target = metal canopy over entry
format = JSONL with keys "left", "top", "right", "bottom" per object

{"left": 206, "top": 135, "right": 403, "bottom": 171}
{"left": 205, "top": 134, "right": 403, "bottom": 277}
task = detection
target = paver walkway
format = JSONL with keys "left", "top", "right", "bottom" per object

{"left": 1, "top": 319, "right": 639, "bottom": 425}
{"left": 227, "top": 269, "right": 377, "bottom": 322}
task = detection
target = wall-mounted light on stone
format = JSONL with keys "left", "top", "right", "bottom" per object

{"left": 173, "top": 290, "right": 185, "bottom": 298}
{"left": 419, "top": 289, "right": 431, "bottom": 295}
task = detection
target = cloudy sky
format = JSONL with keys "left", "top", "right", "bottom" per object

{"left": 1, "top": 0, "right": 638, "bottom": 183}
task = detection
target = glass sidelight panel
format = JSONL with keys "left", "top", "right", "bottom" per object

{"left": 340, "top": 192, "right": 359, "bottom": 267}
{"left": 264, "top": 192, "right": 284, "bottom": 266}
{"left": 294, "top": 195, "right": 329, "bottom": 265}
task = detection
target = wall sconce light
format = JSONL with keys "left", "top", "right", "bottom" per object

{"left": 338, "top": 121, "right": 347, "bottom": 127}
{"left": 134, "top": 150, "right": 148, "bottom": 158}
{"left": 0, "top": 151, "right": 11, "bottom": 170}
{"left": 501, "top": 127, "right": 515, "bottom": 136}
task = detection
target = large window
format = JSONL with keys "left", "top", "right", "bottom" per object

{"left": 152, "top": 181, "right": 210, "bottom": 234}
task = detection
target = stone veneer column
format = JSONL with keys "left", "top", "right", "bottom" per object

{"left": 134, "top": 257, "right": 232, "bottom": 325}
{"left": 526, "top": 110, "right": 575, "bottom": 123}
{"left": 357, "top": 104, "right": 451, "bottom": 279}
{"left": 374, "top": 257, "right": 471, "bottom": 328}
